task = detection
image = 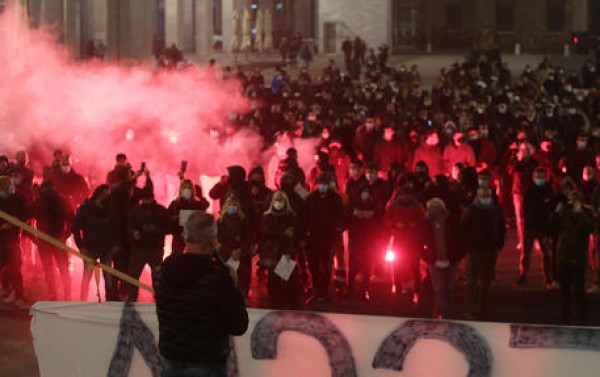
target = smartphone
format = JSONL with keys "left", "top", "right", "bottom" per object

{"left": 180, "top": 160, "right": 188, "bottom": 174}
{"left": 140, "top": 161, "right": 146, "bottom": 172}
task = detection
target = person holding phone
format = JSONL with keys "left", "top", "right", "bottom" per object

{"left": 168, "top": 179, "right": 209, "bottom": 256}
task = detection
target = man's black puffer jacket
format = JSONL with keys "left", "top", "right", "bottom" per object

{"left": 154, "top": 252, "right": 248, "bottom": 365}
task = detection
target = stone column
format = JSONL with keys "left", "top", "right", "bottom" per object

{"left": 106, "top": 0, "right": 157, "bottom": 60}
{"left": 195, "top": 0, "right": 213, "bottom": 57}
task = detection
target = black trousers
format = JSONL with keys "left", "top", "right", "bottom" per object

{"left": 558, "top": 263, "right": 587, "bottom": 325}
{"left": 307, "top": 234, "right": 334, "bottom": 299}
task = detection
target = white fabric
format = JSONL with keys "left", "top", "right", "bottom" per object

{"left": 31, "top": 302, "right": 600, "bottom": 377}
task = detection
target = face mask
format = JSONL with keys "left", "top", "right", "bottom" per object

{"left": 365, "top": 122, "right": 375, "bottom": 130}
{"left": 366, "top": 173, "right": 377, "bottom": 182}
{"left": 227, "top": 206, "right": 238, "bottom": 215}
{"left": 12, "top": 177, "right": 21, "bottom": 186}
{"left": 360, "top": 191, "right": 370, "bottom": 201}
{"left": 479, "top": 130, "right": 489, "bottom": 138}
{"left": 498, "top": 107, "right": 507, "bottom": 114}
{"left": 181, "top": 188, "right": 193, "bottom": 199}
{"left": 479, "top": 198, "right": 492, "bottom": 206}
{"left": 273, "top": 201, "right": 285, "bottom": 211}
{"left": 546, "top": 112, "right": 554, "bottom": 118}
{"left": 568, "top": 108, "right": 577, "bottom": 115}
{"left": 534, "top": 179, "right": 546, "bottom": 187}
{"left": 577, "top": 142, "right": 587, "bottom": 150}
{"left": 478, "top": 179, "right": 489, "bottom": 188}
{"left": 350, "top": 168, "right": 360, "bottom": 178}
{"left": 476, "top": 108, "right": 485, "bottom": 114}
{"left": 424, "top": 100, "right": 432, "bottom": 107}
{"left": 7, "top": 185, "right": 14, "bottom": 195}
{"left": 61, "top": 165, "right": 72, "bottom": 174}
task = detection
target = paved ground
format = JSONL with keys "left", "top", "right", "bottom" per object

{"left": 1, "top": 51, "right": 597, "bottom": 376}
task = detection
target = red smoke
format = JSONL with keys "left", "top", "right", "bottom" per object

{"left": 0, "top": 4, "right": 258, "bottom": 197}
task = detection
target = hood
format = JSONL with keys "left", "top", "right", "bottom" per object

{"left": 227, "top": 165, "right": 247, "bottom": 187}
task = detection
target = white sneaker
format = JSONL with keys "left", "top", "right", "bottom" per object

{"left": 587, "top": 284, "right": 600, "bottom": 293}
{"left": 3, "top": 291, "right": 16, "bottom": 303}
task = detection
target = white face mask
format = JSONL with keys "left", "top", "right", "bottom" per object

{"left": 61, "top": 165, "right": 72, "bottom": 174}
{"left": 360, "top": 191, "right": 370, "bottom": 201}
{"left": 273, "top": 201, "right": 285, "bottom": 211}
{"left": 181, "top": 188, "right": 193, "bottom": 199}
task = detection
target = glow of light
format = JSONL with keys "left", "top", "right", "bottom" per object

{"left": 168, "top": 130, "right": 179, "bottom": 144}
{"left": 573, "top": 36, "right": 579, "bottom": 44}
{"left": 125, "top": 129, "right": 135, "bottom": 141}
{"left": 385, "top": 250, "right": 396, "bottom": 263}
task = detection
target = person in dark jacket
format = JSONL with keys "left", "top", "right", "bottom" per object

{"left": 347, "top": 184, "right": 382, "bottom": 300}
{"left": 72, "top": 184, "right": 120, "bottom": 301}
{"left": 420, "top": 198, "right": 464, "bottom": 318}
{"left": 260, "top": 191, "right": 299, "bottom": 308}
{"left": 549, "top": 190, "right": 595, "bottom": 324}
{"left": 518, "top": 167, "right": 556, "bottom": 286}
{"left": 461, "top": 187, "right": 506, "bottom": 319}
{"left": 12, "top": 151, "right": 34, "bottom": 205}
{"left": 168, "top": 179, "right": 209, "bottom": 256}
{"left": 279, "top": 173, "right": 309, "bottom": 288}
{"left": 52, "top": 154, "right": 90, "bottom": 211}
{"left": 107, "top": 167, "right": 154, "bottom": 299}
{"left": 30, "top": 180, "right": 73, "bottom": 300}
{"left": 248, "top": 166, "right": 273, "bottom": 248}
{"left": 218, "top": 195, "right": 253, "bottom": 297}
{"left": 344, "top": 160, "right": 368, "bottom": 200}
{"left": 386, "top": 183, "right": 425, "bottom": 298}
{"left": 305, "top": 173, "right": 344, "bottom": 303}
{"left": 509, "top": 143, "right": 539, "bottom": 251}
{"left": 209, "top": 165, "right": 253, "bottom": 217}
{"left": 0, "top": 176, "right": 28, "bottom": 306}
{"left": 126, "top": 189, "right": 171, "bottom": 302}
{"left": 155, "top": 211, "right": 248, "bottom": 377}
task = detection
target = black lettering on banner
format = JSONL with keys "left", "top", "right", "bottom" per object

{"left": 372, "top": 320, "right": 492, "bottom": 377}
{"left": 251, "top": 311, "right": 357, "bottom": 377}
{"left": 510, "top": 325, "right": 600, "bottom": 351}
{"left": 107, "top": 303, "right": 162, "bottom": 377}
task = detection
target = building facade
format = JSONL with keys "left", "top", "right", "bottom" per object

{"left": 12, "top": 0, "right": 600, "bottom": 59}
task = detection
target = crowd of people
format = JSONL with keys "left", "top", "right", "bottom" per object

{"left": 0, "top": 42, "right": 599, "bottom": 324}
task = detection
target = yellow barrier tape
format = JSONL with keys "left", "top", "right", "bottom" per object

{"left": 0, "top": 209, "right": 155, "bottom": 295}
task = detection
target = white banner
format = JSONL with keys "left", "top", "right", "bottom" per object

{"left": 31, "top": 302, "right": 600, "bottom": 377}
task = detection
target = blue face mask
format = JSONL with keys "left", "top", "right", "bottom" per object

{"left": 534, "top": 179, "right": 546, "bottom": 187}
{"left": 479, "top": 198, "right": 492, "bottom": 206}
{"left": 227, "top": 206, "right": 238, "bottom": 215}
{"left": 317, "top": 184, "right": 329, "bottom": 193}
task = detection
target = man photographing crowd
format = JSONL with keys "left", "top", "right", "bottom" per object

{"left": 154, "top": 211, "right": 248, "bottom": 377}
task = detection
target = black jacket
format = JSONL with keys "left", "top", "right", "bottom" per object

{"left": 31, "top": 191, "right": 73, "bottom": 241}
{"left": 306, "top": 191, "right": 344, "bottom": 238}
{"left": 71, "top": 199, "right": 120, "bottom": 256}
{"left": 260, "top": 211, "right": 296, "bottom": 264}
{"left": 523, "top": 183, "right": 555, "bottom": 233}
{"left": 129, "top": 201, "right": 171, "bottom": 251}
{"left": 420, "top": 214, "right": 464, "bottom": 264}
{"left": 168, "top": 198, "right": 209, "bottom": 253}
{"left": 460, "top": 202, "right": 506, "bottom": 254}
{"left": 154, "top": 253, "right": 248, "bottom": 365}
{"left": 0, "top": 194, "right": 28, "bottom": 243}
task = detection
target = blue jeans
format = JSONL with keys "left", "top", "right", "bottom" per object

{"left": 161, "top": 359, "right": 226, "bottom": 377}
{"left": 428, "top": 264, "right": 459, "bottom": 318}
